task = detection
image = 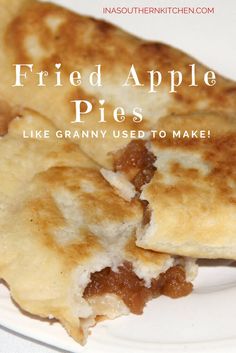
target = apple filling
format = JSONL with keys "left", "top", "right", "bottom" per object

{"left": 83, "top": 263, "right": 192, "bottom": 314}
{"left": 113, "top": 140, "right": 156, "bottom": 192}
{"left": 113, "top": 140, "right": 156, "bottom": 225}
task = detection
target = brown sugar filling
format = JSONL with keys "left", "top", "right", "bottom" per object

{"left": 113, "top": 140, "right": 156, "bottom": 225}
{"left": 83, "top": 263, "right": 192, "bottom": 315}
{"left": 141, "top": 199, "right": 152, "bottom": 226}
{"left": 114, "top": 140, "right": 157, "bottom": 192}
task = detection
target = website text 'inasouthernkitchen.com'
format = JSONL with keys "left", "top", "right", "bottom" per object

{"left": 102, "top": 7, "right": 215, "bottom": 15}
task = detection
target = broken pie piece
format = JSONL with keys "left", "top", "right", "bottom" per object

{"left": 106, "top": 111, "right": 236, "bottom": 260}
{"left": 0, "top": 168, "right": 195, "bottom": 344}
{"left": 0, "top": 108, "right": 196, "bottom": 344}
{"left": 137, "top": 112, "right": 236, "bottom": 259}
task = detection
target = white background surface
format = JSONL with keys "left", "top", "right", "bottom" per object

{"left": 50, "top": 0, "right": 236, "bottom": 80}
{"left": 0, "top": 0, "right": 236, "bottom": 352}
{"left": 0, "top": 326, "right": 66, "bottom": 353}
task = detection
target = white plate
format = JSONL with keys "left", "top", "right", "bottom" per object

{"left": 1, "top": 262, "right": 236, "bottom": 353}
